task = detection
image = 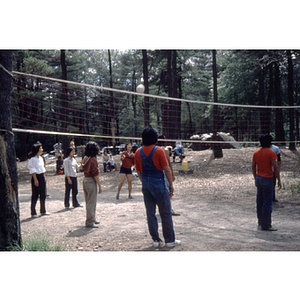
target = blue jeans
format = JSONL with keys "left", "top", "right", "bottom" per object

{"left": 174, "top": 146, "right": 184, "bottom": 156}
{"left": 256, "top": 176, "right": 274, "bottom": 229}
{"left": 163, "top": 170, "right": 173, "bottom": 214}
{"left": 103, "top": 162, "right": 112, "bottom": 172}
{"left": 142, "top": 175, "right": 175, "bottom": 243}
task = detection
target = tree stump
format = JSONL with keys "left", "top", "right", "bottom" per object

{"left": 212, "top": 146, "right": 223, "bottom": 158}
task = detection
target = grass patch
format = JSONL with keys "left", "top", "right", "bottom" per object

{"left": 10, "top": 233, "right": 65, "bottom": 251}
{"left": 282, "top": 180, "right": 300, "bottom": 195}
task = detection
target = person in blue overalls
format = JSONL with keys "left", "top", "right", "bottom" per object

{"left": 135, "top": 127, "right": 181, "bottom": 248}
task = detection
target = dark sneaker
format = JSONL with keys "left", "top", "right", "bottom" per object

{"left": 262, "top": 227, "right": 277, "bottom": 231}
{"left": 86, "top": 224, "right": 98, "bottom": 228}
{"left": 172, "top": 209, "right": 180, "bottom": 216}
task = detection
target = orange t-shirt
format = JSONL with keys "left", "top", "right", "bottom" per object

{"left": 252, "top": 147, "right": 277, "bottom": 178}
{"left": 135, "top": 145, "right": 169, "bottom": 172}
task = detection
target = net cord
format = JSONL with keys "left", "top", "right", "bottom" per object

{"left": 12, "top": 71, "right": 300, "bottom": 109}
{"left": 12, "top": 128, "right": 270, "bottom": 144}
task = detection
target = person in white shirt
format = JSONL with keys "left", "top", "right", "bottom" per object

{"left": 63, "top": 147, "right": 82, "bottom": 208}
{"left": 53, "top": 141, "right": 63, "bottom": 158}
{"left": 270, "top": 144, "right": 281, "bottom": 202}
{"left": 174, "top": 136, "right": 184, "bottom": 156}
{"left": 27, "top": 142, "right": 49, "bottom": 218}
{"left": 109, "top": 156, "right": 115, "bottom": 170}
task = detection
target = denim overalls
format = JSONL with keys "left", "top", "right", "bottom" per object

{"left": 140, "top": 146, "right": 175, "bottom": 243}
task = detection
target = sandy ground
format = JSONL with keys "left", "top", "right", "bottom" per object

{"left": 16, "top": 146, "right": 300, "bottom": 252}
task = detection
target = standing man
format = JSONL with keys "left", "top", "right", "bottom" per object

{"left": 252, "top": 134, "right": 281, "bottom": 231}
{"left": 135, "top": 128, "right": 181, "bottom": 248}
{"left": 270, "top": 143, "right": 281, "bottom": 202}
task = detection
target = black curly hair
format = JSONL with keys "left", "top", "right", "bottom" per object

{"left": 142, "top": 127, "right": 158, "bottom": 146}
{"left": 259, "top": 134, "right": 272, "bottom": 148}
{"left": 84, "top": 141, "right": 100, "bottom": 157}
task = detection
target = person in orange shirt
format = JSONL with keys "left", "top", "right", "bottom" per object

{"left": 252, "top": 134, "right": 281, "bottom": 231}
{"left": 135, "top": 128, "right": 181, "bottom": 248}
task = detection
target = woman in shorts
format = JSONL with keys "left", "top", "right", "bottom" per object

{"left": 116, "top": 142, "right": 135, "bottom": 200}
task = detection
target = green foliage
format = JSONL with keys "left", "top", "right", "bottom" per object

{"left": 10, "top": 49, "right": 300, "bottom": 152}
{"left": 282, "top": 180, "right": 300, "bottom": 195}
{"left": 22, "top": 56, "right": 54, "bottom": 76}
{"left": 10, "top": 233, "right": 65, "bottom": 251}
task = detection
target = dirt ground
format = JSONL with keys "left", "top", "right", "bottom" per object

{"left": 17, "top": 146, "right": 300, "bottom": 251}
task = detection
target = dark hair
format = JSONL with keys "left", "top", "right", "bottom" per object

{"left": 142, "top": 127, "right": 158, "bottom": 146}
{"left": 30, "top": 142, "right": 42, "bottom": 157}
{"left": 259, "top": 134, "right": 272, "bottom": 148}
{"left": 66, "top": 147, "right": 75, "bottom": 157}
{"left": 84, "top": 141, "right": 100, "bottom": 157}
{"left": 125, "top": 142, "right": 132, "bottom": 151}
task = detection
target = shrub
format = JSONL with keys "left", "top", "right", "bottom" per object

{"left": 9, "top": 233, "right": 65, "bottom": 251}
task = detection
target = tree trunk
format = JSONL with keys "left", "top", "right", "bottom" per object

{"left": 287, "top": 50, "right": 296, "bottom": 150}
{"left": 167, "top": 50, "right": 180, "bottom": 139}
{"left": 212, "top": 50, "right": 219, "bottom": 135}
{"left": 265, "top": 63, "right": 273, "bottom": 133}
{"left": 274, "top": 61, "right": 285, "bottom": 144}
{"left": 212, "top": 50, "right": 223, "bottom": 158}
{"left": 60, "top": 50, "right": 69, "bottom": 156}
{"left": 258, "top": 65, "right": 267, "bottom": 133}
{"left": 108, "top": 50, "right": 115, "bottom": 145}
{"left": 0, "top": 50, "right": 22, "bottom": 250}
{"left": 142, "top": 50, "right": 150, "bottom": 127}
{"left": 16, "top": 51, "right": 28, "bottom": 161}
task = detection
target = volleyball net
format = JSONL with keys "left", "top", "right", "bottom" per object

{"left": 10, "top": 71, "right": 300, "bottom": 149}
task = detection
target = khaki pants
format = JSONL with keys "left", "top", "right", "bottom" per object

{"left": 83, "top": 177, "right": 97, "bottom": 226}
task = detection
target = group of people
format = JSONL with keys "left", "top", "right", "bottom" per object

{"left": 26, "top": 129, "right": 282, "bottom": 249}
{"left": 27, "top": 130, "right": 182, "bottom": 248}
{"left": 27, "top": 142, "right": 82, "bottom": 218}
{"left": 252, "top": 133, "right": 282, "bottom": 231}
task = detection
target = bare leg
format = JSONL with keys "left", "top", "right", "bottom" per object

{"left": 127, "top": 174, "right": 133, "bottom": 197}
{"left": 117, "top": 173, "right": 126, "bottom": 194}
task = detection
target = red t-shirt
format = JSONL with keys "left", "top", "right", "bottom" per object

{"left": 135, "top": 145, "right": 169, "bottom": 172}
{"left": 121, "top": 151, "right": 135, "bottom": 169}
{"left": 252, "top": 147, "right": 277, "bottom": 178}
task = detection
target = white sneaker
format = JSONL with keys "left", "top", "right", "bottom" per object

{"left": 165, "top": 240, "right": 181, "bottom": 247}
{"left": 153, "top": 241, "right": 162, "bottom": 248}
